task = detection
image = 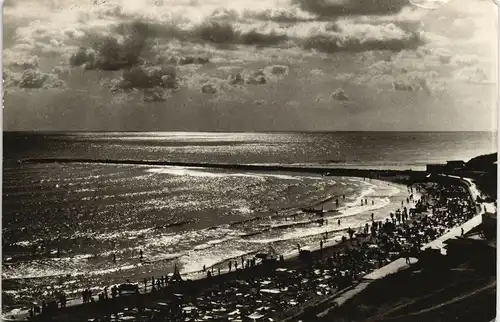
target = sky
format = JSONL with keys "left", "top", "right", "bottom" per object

{"left": 2, "top": 0, "right": 498, "bottom": 131}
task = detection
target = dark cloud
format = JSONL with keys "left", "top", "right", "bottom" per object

{"left": 292, "top": 0, "right": 410, "bottom": 17}
{"left": 330, "top": 88, "right": 349, "bottom": 101}
{"left": 228, "top": 73, "right": 245, "bottom": 85}
{"left": 393, "top": 80, "right": 415, "bottom": 91}
{"left": 242, "top": 9, "right": 316, "bottom": 23}
{"left": 70, "top": 18, "right": 420, "bottom": 71}
{"left": 69, "top": 21, "right": 158, "bottom": 71}
{"left": 4, "top": 68, "right": 66, "bottom": 89}
{"left": 392, "top": 79, "right": 430, "bottom": 93}
{"left": 265, "top": 65, "right": 289, "bottom": 76}
{"left": 110, "top": 65, "right": 178, "bottom": 92}
{"left": 196, "top": 22, "right": 238, "bottom": 44}
{"left": 245, "top": 75, "right": 267, "bottom": 85}
{"left": 240, "top": 30, "right": 288, "bottom": 46}
{"left": 201, "top": 83, "right": 218, "bottom": 94}
{"left": 178, "top": 56, "right": 210, "bottom": 65}
{"left": 143, "top": 88, "right": 168, "bottom": 102}
{"left": 302, "top": 30, "right": 422, "bottom": 54}
{"left": 69, "top": 20, "right": 289, "bottom": 71}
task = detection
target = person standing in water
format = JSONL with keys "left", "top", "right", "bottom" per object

{"left": 139, "top": 249, "right": 143, "bottom": 260}
{"left": 112, "top": 253, "right": 116, "bottom": 264}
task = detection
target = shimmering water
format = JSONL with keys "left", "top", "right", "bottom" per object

{"left": 2, "top": 131, "right": 496, "bottom": 309}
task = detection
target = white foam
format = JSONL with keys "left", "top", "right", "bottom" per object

{"left": 234, "top": 205, "right": 253, "bottom": 214}
{"left": 243, "top": 181, "right": 403, "bottom": 244}
{"left": 2, "top": 261, "right": 141, "bottom": 280}
{"left": 179, "top": 248, "right": 250, "bottom": 275}
{"left": 146, "top": 166, "right": 321, "bottom": 181}
{"left": 193, "top": 238, "right": 232, "bottom": 250}
{"left": 92, "top": 227, "right": 154, "bottom": 241}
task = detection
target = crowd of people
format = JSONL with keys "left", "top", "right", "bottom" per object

{"left": 27, "top": 181, "right": 478, "bottom": 322}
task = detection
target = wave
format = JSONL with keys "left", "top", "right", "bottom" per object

{"left": 146, "top": 166, "right": 323, "bottom": 181}
{"left": 2, "top": 260, "right": 143, "bottom": 280}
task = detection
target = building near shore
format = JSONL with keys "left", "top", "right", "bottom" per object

{"left": 426, "top": 164, "right": 446, "bottom": 173}
{"left": 445, "top": 160, "right": 466, "bottom": 171}
{"left": 426, "top": 160, "right": 465, "bottom": 174}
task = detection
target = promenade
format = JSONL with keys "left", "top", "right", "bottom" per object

{"left": 307, "top": 175, "right": 493, "bottom": 321}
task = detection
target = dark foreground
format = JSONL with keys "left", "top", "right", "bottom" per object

{"left": 321, "top": 248, "right": 496, "bottom": 322}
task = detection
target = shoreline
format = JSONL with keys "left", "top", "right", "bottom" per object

{"left": 2, "top": 177, "right": 414, "bottom": 320}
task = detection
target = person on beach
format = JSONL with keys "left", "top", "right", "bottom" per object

{"left": 139, "top": 249, "right": 143, "bottom": 260}
{"left": 297, "top": 244, "right": 301, "bottom": 252}
{"left": 405, "top": 248, "right": 411, "bottom": 264}
{"left": 371, "top": 213, "right": 374, "bottom": 221}
{"left": 320, "top": 240, "right": 323, "bottom": 251}
{"left": 229, "top": 261, "right": 232, "bottom": 272}
{"left": 338, "top": 219, "right": 341, "bottom": 226}
{"left": 56, "top": 247, "right": 61, "bottom": 258}
{"left": 372, "top": 200, "right": 374, "bottom": 206}
{"left": 461, "top": 227, "right": 464, "bottom": 236}
{"left": 347, "top": 227, "right": 354, "bottom": 239}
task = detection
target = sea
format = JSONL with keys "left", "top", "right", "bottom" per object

{"left": 2, "top": 131, "right": 497, "bottom": 311}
